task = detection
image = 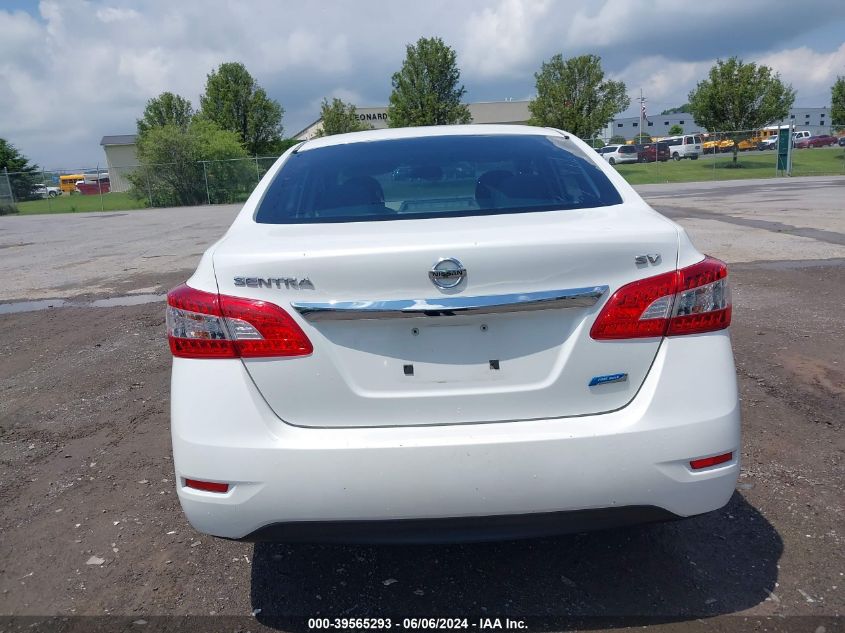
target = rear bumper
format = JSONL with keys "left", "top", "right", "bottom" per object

{"left": 236, "top": 506, "right": 679, "bottom": 544}
{"left": 171, "top": 331, "right": 740, "bottom": 542}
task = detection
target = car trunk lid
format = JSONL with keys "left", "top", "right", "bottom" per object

{"left": 213, "top": 205, "right": 679, "bottom": 428}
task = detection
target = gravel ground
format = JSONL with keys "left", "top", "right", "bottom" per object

{"left": 0, "top": 178, "right": 842, "bottom": 631}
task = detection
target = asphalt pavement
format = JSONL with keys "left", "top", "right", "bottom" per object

{"left": 0, "top": 176, "right": 842, "bottom": 630}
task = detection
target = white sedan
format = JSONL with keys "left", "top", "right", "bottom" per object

{"left": 167, "top": 125, "right": 739, "bottom": 543}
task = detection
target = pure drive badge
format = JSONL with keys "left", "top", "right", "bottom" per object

{"left": 233, "top": 277, "right": 315, "bottom": 290}
{"left": 588, "top": 373, "right": 628, "bottom": 387}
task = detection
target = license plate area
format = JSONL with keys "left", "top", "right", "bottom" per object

{"left": 316, "top": 312, "right": 575, "bottom": 389}
{"left": 399, "top": 323, "right": 505, "bottom": 383}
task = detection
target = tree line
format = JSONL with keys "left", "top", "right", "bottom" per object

{"left": 3, "top": 40, "right": 845, "bottom": 212}
{"left": 126, "top": 40, "right": 841, "bottom": 193}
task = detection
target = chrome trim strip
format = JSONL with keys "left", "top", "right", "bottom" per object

{"left": 291, "top": 286, "right": 608, "bottom": 321}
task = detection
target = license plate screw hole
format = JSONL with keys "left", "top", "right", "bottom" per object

{"left": 480, "top": 324, "right": 488, "bottom": 332}
{"left": 411, "top": 327, "right": 420, "bottom": 336}
{"left": 403, "top": 364, "right": 414, "bottom": 376}
{"left": 489, "top": 359, "right": 500, "bottom": 370}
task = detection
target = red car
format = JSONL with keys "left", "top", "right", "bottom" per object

{"left": 636, "top": 141, "right": 670, "bottom": 163}
{"left": 795, "top": 135, "right": 838, "bottom": 149}
{"left": 75, "top": 176, "right": 111, "bottom": 195}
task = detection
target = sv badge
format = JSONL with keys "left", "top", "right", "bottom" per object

{"left": 635, "top": 254, "right": 661, "bottom": 265}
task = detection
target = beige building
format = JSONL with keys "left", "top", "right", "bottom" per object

{"left": 294, "top": 100, "right": 532, "bottom": 140}
{"left": 100, "top": 135, "right": 138, "bottom": 192}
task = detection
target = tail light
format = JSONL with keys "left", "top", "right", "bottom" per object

{"left": 690, "top": 452, "right": 733, "bottom": 470}
{"left": 185, "top": 479, "right": 229, "bottom": 493}
{"left": 591, "top": 256, "right": 731, "bottom": 340}
{"left": 166, "top": 284, "right": 312, "bottom": 359}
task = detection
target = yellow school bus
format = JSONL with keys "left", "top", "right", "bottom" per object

{"left": 59, "top": 174, "right": 84, "bottom": 194}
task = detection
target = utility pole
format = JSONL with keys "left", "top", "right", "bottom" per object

{"left": 638, "top": 89, "right": 647, "bottom": 143}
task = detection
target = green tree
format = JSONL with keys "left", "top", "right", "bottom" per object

{"left": 668, "top": 124, "right": 684, "bottom": 135}
{"left": 199, "top": 62, "right": 284, "bottom": 155}
{"left": 316, "top": 98, "right": 371, "bottom": 136}
{"left": 660, "top": 104, "right": 690, "bottom": 115}
{"left": 608, "top": 134, "right": 627, "bottom": 144}
{"left": 137, "top": 92, "right": 194, "bottom": 135}
{"left": 529, "top": 54, "right": 630, "bottom": 140}
{"left": 266, "top": 138, "right": 301, "bottom": 155}
{"left": 128, "top": 119, "right": 250, "bottom": 206}
{"left": 688, "top": 57, "right": 795, "bottom": 165}
{"left": 832, "top": 76, "right": 845, "bottom": 128}
{"left": 0, "top": 137, "right": 39, "bottom": 206}
{"left": 387, "top": 37, "right": 472, "bottom": 127}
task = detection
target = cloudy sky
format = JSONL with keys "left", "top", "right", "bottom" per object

{"left": 1, "top": 0, "right": 844, "bottom": 168}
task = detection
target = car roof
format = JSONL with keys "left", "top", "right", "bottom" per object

{"left": 298, "top": 124, "right": 566, "bottom": 152}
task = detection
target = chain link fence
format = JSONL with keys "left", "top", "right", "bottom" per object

{"left": 2, "top": 129, "right": 843, "bottom": 214}
{"left": 2, "top": 156, "right": 282, "bottom": 214}
{"left": 0, "top": 168, "right": 16, "bottom": 215}
{"left": 3, "top": 165, "right": 127, "bottom": 214}
{"left": 586, "top": 126, "right": 845, "bottom": 183}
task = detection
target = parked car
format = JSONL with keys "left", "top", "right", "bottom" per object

{"left": 75, "top": 175, "right": 111, "bottom": 195}
{"left": 636, "top": 141, "right": 670, "bottom": 162}
{"left": 838, "top": 136, "right": 845, "bottom": 147}
{"left": 661, "top": 134, "right": 702, "bottom": 160}
{"left": 30, "top": 183, "right": 61, "bottom": 199}
{"left": 167, "top": 125, "right": 739, "bottom": 542}
{"left": 597, "top": 144, "right": 639, "bottom": 164}
{"left": 792, "top": 130, "right": 811, "bottom": 143}
{"left": 794, "top": 134, "right": 838, "bottom": 149}
{"left": 757, "top": 137, "right": 779, "bottom": 151}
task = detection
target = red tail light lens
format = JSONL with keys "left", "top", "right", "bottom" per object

{"left": 588, "top": 270, "right": 677, "bottom": 340}
{"left": 166, "top": 285, "right": 236, "bottom": 358}
{"left": 690, "top": 452, "right": 733, "bottom": 470}
{"left": 166, "top": 284, "right": 313, "bottom": 359}
{"left": 591, "top": 256, "right": 731, "bottom": 340}
{"left": 185, "top": 479, "right": 229, "bottom": 493}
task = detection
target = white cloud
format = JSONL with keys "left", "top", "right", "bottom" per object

{"left": 462, "top": 0, "right": 552, "bottom": 78}
{"left": 0, "top": 0, "right": 842, "bottom": 168}
{"left": 614, "top": 57, "right": 715, "bottom": 113}
{"left": 117, "top": 48, "right": 175, "bottom": 96}
{"left": 757, "top": 43, "right": 845, "bottom": 100}
{"left": 96, "top": 7, "right": 140, "bottom": 23}
{"left": 257, "top": 29, "right": 351, "bottom": 75}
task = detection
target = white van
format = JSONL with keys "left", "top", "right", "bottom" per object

{"left": 597, "top": 144, "right": 639, "bottom": 165}
{"left": 661, "top": 135, "right": 702, "bottom": 160}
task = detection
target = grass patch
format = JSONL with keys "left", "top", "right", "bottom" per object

{"left": 614, "top": 147, "right": 844, "bottom": 185}
{"left": 14, "top": 192, "right": 147, "bottom": 215}
{"left": 791, "top": 146, "right": 845, "bottom": 176}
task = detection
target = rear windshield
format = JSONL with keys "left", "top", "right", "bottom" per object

{"left": 255, "top": 134, "right": 622, "bottom": 224}
{"left": 618, "top": 145, "right": 637, "bottom": 153}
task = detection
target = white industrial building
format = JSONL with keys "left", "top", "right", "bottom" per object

{"left": 608, "top": 107, "right": 833, "bottom": 140}
{"left": 100, "top": 135, "right": 138, "bottom": 192}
